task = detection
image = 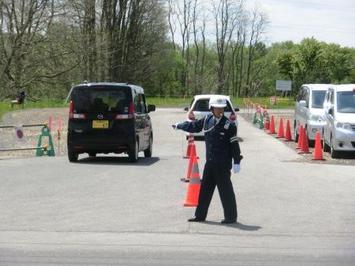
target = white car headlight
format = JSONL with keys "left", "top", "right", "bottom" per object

{"left": 336, "top": 122, "right": 352, "bottom": 130}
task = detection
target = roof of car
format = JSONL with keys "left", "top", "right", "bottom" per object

{"left": 303, "top": 84, "right": 333, "bottom": 91}
{"left": 74, "top": 82, "right": 144, "bottom": 93}
{"left": 193, "top": 94, "right": 231, "bottom": 100}
{"left": 334, "top": 84, "right": 355, "bottom": 92}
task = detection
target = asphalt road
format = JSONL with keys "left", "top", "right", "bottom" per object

{"left": 0, "top": 108, "right": 354, "bottom": 265}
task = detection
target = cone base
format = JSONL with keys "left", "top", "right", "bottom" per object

{"left": 183, "top": 203, "right": 198, "bottom": 207}
{"left": 298, "top": 150, "right": 311, "bottom": 154}
{"left": 312, "top": 158, "right": 325, "bottom": 161}
{"left": 183, "top": 156, "right": 199, "bottom": 159}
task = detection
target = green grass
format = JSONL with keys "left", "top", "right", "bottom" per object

{"left": 1, "top": 96, "right": 295, "bottom": 121}
{"left": 147, "top": 96, "right": 295, "bottom": 109}
{"left": 146, "top": 97, "right": 191, "bottom": 108}
{"left": 0, "top": 99, "right": 67, "bottom": 121}
{"left": 237, "top": 97, "right": 295, "bottom": 109}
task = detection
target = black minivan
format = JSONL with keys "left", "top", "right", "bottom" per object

{"left": 67, "top": 82, "right": 155, "bottom": 162}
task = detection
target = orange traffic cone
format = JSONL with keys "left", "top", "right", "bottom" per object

{"left": 297, "top": 125, "right": 303, "bottom": 149}
{"left": 276, "top": 118, "right": 284, "bottom": 138}
{"left": 181, "top": 152, "right": 194, "bottom": 182}
{"left": 298, "top": 127, "right": 310, "bottom": 154}
{"left": 284, "top": 120, "right": 292, "bottom": 141}
{"left": 268, "top": 116, "right": 276, "bottom": 134}
{"left": 183, "top": 156, "right": 201, "bottom": 207}
{"left": 183, "top": 134, "right": 194, "bottom": 158}
{"left": 313, "top": 131, "right": 324, "bottom": 160}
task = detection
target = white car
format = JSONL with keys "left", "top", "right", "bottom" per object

{"left": 294, "top": 84, "right": 331, "bottom": 144}
{"left": 323, "top": 84, "right": 355, "bottom": 158}
{"left": 184, "top": 94, "right": 239, "bottom": 138}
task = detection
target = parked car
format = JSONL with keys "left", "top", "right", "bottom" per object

{"left": 323, "top": 84, "right": 355, "bottom": 158}
{"left": 294, "top": 84, "right": 331, "bottom": 144}
{"left": 184, "top": 94, "right": 239, "bottom": 138}
{"left": 67, "top": 82, "right": 155, "bottom": 162}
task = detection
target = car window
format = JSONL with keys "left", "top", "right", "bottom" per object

{"left": 193, "top": 98, "right": 233, "bottom": 112}
{"left": 134, "top": 93, "right": 146, "bottom": 114}
{"left": 193, "top": 99, "right": 210, "bottom": 111}
{"left": 337, "top": 91, "right": 355, "bottom": 113}
{"left": 311, "top": 90, "right": 326, "bottom": 108}
{"left": 297, "top": 87, "right": 303, "bottom": 101}
{"left": 330, "top": 90, "right": 334, "bottom": 104}
{"left": 71, "top": 86, "right": 131, "bottom": 113}
{"left": 303, "top": 89, "right": 310, "bottom": 107}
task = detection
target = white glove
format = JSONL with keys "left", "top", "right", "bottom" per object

{"left": 233, "top": 164, "right": 241, "bottom": 173}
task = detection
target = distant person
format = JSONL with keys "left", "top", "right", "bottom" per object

{"left": 172, "top": 96, "right": 243, "bottom": 224}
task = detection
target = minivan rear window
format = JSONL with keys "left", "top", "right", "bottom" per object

{"left": 71, "top": 86, "right": 132, "bottom": 113}
{"left": 337, "top": 91, "right": 355, "bottom": 113}
{"left": 311, "top": 90, "right": 326, "bottom": 108}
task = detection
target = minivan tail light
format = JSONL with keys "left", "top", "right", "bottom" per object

{"left": 69, "top": 100, "right": 86, "bottom": 119}
{"left": 230, "top": 112, "right": 236, "bottom": 122}
{"left": 73, "top": 113, "right": 86, "bottom": 119}
{"left": 69, "top": 100, "right": 74, "bottom": 118}
{"left": 128, "top": 102, "right": 135, "bottom": 114}
{"left": 115, "top": 114, "right": 134, "bottom": 120}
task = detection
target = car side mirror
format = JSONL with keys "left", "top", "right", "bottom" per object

{"left": 184, "top": 106, "right": 189, "bottom": 112}
{"left": 328, "top": 107, "right": 334, "bottom": 116}
{"left": 299, "top": 100, "right": 307, "bottom": 107}
{"left": 234, "top": 107, "right": 240, "bottom": 112}
{"left": 148, "top": 104, "right": 156, "bottom": 113}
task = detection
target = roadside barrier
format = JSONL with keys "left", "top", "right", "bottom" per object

{"left": 184, "top": 134, "right": 195, "bottom": 159}
{"left": 268, "top": 116, "right": 276, "bottom": 134}
{"left": 313, "top": 131, "right": 324, "bottom": 160}
{"left": 276, "top": 118, "right": 285, "bottom": 138}
{"left": 284, "top": 120, "right": 292, "bottom": 141}
{"left": 0, "top": 124, "right": 55, "bottom": 157}
{"left": 298, "top": 127, "right": 310, "bottom": 154}
{"left": 297, "top": 125, "right": 303, "bottom": 149}
{"left": 183, "top": 155, "right": 201, "bottom": 207}
{"left": 181, "top": 151, "right": 194, "bottom": 182}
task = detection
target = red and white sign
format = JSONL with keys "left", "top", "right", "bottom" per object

{"left": 15, "top": 126, "right": 24, "bottom": 141}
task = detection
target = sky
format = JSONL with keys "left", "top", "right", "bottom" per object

{"left": 248, "top": 0, "right": 355, "bottom": 48}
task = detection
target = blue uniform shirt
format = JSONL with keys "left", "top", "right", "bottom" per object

{"left": 177, "top": 114, "right": 242, "bottom": 168}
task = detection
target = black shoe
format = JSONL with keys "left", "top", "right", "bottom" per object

{"left": 188, "top": 217, "right": 205, "bottom": 222}
{"left": 221, "top": 219, "right": 236, "bottom": 224}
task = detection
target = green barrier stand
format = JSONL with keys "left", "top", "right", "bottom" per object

{"left": 259, "top": 114, "right": 264, "bottom": 129}
{"left": 252, "top": 112, "right": 258, "bottom": 124}
{"left": 36, "top": 126, "right": 55, "bottom": 157}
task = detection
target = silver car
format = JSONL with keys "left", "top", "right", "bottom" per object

{"left": 294, "top": 84, "right": 330, "bottom": 144}
{"left": 323, "top": 84, "right": 355, "bottom": 158}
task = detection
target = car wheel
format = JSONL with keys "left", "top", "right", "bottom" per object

{"left": 293, "top": 121, "right": 299, "bottom": 142}
{"left": 128, "top": 139, "right": 139, "bottom": 162}
{"left": 68, "top": 146, "right": 78, "bottom": 162}
{"left": 330, "top": 136, "right": 339, "bottom": 158}
{"left": 144, "top": 135, "right": 153, "bottom": 158}
{"left": 323, "top": 140, "right": 330, "bottom": 152}
{"left": 88, "top": 152, "right": 96, "bottom": 157}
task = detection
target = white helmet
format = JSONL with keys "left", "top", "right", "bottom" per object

{"left": 209, "top": 96, "right": 227, "bottom": 109}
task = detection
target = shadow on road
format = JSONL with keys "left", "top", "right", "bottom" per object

{"left": 77, "top": 156, "right": 160, "bottom": 166}
{"left": 204, "top": 221, "right": 262, "bottom": 231}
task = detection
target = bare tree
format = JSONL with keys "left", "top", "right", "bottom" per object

{"left": 213, "top": 0, "right": 242, "bottom": 94}
{"left": 0, "top": 0, "right": 78, "bottom": 98}
{"left": 245, "top": 6, "right": 267, "bottom": 96}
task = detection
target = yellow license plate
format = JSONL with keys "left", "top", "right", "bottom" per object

{"left": 92, "top": 120, "right": 109, "bottom": 129}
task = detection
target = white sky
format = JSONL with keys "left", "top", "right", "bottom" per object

{"left": 248, "top": 0, "right": 355, "bottom": 48}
